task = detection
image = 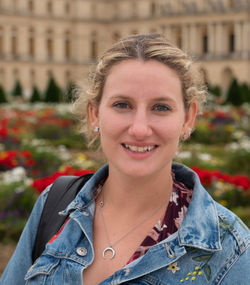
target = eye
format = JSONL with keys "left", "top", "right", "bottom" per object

{"left": 112, "top": 102, "right": 131, "bottom": 109}
{"left": 152, "top": 104, "right": 171, "bottom": 112}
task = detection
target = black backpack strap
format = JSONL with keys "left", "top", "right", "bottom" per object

{"left": 32, "top": 173, "right": 93, "bottom": 262}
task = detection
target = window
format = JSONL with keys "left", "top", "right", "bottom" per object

{"left": 11, "top": 28, "right": 18, "bottom": 57}
{"left": 29, "top": 37, "right": 34, "bottom": 57}
{"left": 228, "top": 0, "right": 234, "bottom": 9}
{"left": 29, "top": 28, "right": 35, "bottom": 57}
{"left": 0, "top": 69, "right": 5, "bottom": 85}
{"left": 90, "top": 31, "right": 98, "bottom": 58}
{"left": 30, "top": 69, "right": 35, "bottom": 84}
{"left": 65, "top": 31, "right": 71, "bottom": 60}
{"left": 202, "top": 34, "right": 208, "bottom": 54}
{"left": 65, "top": 2, "right": 70, "bottom": 14}
{"left": 13, "top": 68, "right": 19, "bottom": 80}
{"left": 176, "top": 27, "right": 182, "bottom": 48}
{"left": 0, "top": 27, "right": 3, "bottom": 56}
{"left": 151, "top": 2, "right": 156, "bottom": 16}
{"left": 28, "top": 0, "right": 34, "bottom": 12}
{"left": 91, "top": 39, "right": 97, "bottom": 58}
{"left": 47, "top": 30, "right": 53, "bottom": 59}
{"left": 229, "top": 33, "right": 235, "bottom": 53}
{"left": 47, "top": 1, "right": 53, "bottom": 14}
{"left": 112, "top": 32, "right": 120, "bottom": 43}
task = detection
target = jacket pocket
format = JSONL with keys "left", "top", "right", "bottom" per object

{"left": 24, "top": 255, "right": 60, "bottom": 283}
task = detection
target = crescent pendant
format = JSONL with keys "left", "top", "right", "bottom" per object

{"left": 102, "top": 247, "right": 115, "bottom": 259}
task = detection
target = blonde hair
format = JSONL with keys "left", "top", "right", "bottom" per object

{"left": 73, "top": 33, "right": 207, "bottom": 146}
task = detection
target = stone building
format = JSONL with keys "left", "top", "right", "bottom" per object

{"left": 0, "top": 0, "right": 249, "bottom": 97}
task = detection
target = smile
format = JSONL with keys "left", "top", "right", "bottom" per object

{"left": 122, "top": 144, "right": 157, "bottom": 153}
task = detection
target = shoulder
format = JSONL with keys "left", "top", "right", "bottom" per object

{"left": 213, "top": 202, "right": 250, "bottom": 284}
{"left": 215, "top": 201, "right": 250, "bottom": 252}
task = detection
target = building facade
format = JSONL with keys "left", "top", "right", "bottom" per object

{"left": 0, "top": 0, "right": 249, "bottom": 97}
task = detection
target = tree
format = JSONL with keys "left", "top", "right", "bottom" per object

{"left": 12, "top": 80, "right": 23, "bottom": 97}
{"left": 241, "top": 83, "right": 250, "bottom": 103}
{"left": 226, "top": 78, "right": 243, "bottom": 106}
{"left": 207, "top": 84, "right": 221, "bottom": 97}
{"left": 30, "top": 86, "right": 41, "bottom": 103}
{"left": 0, "top": 84, "right": 7, "bottom": 103}
{"left": 44, "top": 77, "right": 62, "bottom": 103}
{"left": 64, "top": 81, "right": 76, "bottom": 103}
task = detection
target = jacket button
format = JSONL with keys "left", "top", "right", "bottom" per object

{"left": 83, "top": 211, "right": 89, "bottom": 216}
{"left": 76, "top": 247, "right": 87, "bottom": 256}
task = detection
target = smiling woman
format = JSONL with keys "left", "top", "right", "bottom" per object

{"left": 88, "top": 59, "right": 196, "bottom": 179}
{"left": 1, "top": 34, "right": 249, "bottom": 285}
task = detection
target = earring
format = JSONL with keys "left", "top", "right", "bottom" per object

{"left": 181, "top": 133, "right": 189, "bottom": 140}
{"left": 94, "top": 126, "right": 99, "bottom": 133}
{"left": 181, "top": 128, "right": 192, "bottom": 141}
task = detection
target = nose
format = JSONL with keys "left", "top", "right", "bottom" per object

{"left": 128, "top": 109, "right": 153, "bottom": 139}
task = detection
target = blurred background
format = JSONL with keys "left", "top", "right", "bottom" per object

{"left": 0, "top": 0, "right": 250, "bottom": 274}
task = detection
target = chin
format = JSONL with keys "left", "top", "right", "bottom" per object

{"left": 120, "top": 165, "right": 160, "bottom": 179}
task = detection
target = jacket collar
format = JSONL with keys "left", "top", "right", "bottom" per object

{"left": 62, "top": 163, "right": 221, "bottom": 251}
{"left": 60, "top": 165, "right": 109, "bottom": 215}
{"left": 173, "top": 163, "right": 222, "bottom": 251}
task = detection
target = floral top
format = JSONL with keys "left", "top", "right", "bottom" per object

{"left": 127, "top": 171, "right": 193, "bottom": 264}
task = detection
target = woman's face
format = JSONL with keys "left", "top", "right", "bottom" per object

{"left": 89, "top": 59, "right": 197, "bottom": 178}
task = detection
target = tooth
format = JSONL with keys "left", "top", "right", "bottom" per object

{"left": 124, "top": 144, "right": 155, "bottom": 152}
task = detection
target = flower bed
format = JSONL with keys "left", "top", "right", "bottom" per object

{"left": 0, "top": 102, "right": 249, "bottom": 242}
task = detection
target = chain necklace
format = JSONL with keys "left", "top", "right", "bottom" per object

{"left": 98, "top": 187, "right": 170, "bottom": 260}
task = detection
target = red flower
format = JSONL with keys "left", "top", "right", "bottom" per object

{"left": 32, "top": 168, "right": 95, "bottom": 193}
{"left": 191, "top": 167, "right": 250, "bottom": 191}
{"left": 0, "top": 128, "right": 8, "bottom": 137}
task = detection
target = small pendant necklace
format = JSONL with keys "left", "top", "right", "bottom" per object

{"left": 98, "top": 188, "right": 170, "bottom": 260}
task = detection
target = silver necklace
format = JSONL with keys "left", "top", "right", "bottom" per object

{"left": 99, "top": 191, "right": 170, "bottom": 260}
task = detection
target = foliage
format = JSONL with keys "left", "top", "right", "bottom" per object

{"left": 11, "top": 80, "right": 23, "bottom": 97}
{"left": 241, "top": 83, "right": 250, "bottom": 103}
{"left": 0, "top": 103, "right": 249, "bottom": 243}
{"left": 189, "top": 108, "right": 247, "bottom": 145}
{"left": 44, "top": 77, "right": 62, "bottom": 103}
{"left": 21, "top": 146, "right": 64, "bottom": 178}
{"left": 64, "top": 81, "right": 76, "bottom": 103}
{"left": 30, "top": 86, "right": 41, "bottom": 103}
{"left": 226, "top": 79, "right": 250, "bottom": 106}
{"left": 0, "top": 85, "right": 7, "bottom": 103}
{"left": 225, "top": 149, "right": 250, "bottom": 176}
{"left": 207, "top": 84, "right": 221, "bottom": 97}
{"left": 0, "top": 182, "right": 38, "bottom": 242}
{"left": 232, "top": 207, "right": 250, "bottom": 228}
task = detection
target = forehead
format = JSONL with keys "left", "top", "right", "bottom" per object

{"left": 102, "top": 59, "right": 183, "bottom": 101}
{"left": 106, "top": 59, "right": 179, "bottom": 80}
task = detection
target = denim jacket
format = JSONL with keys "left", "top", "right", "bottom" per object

{"left": 1, "top": 163, "right": 250, "bottom": 285}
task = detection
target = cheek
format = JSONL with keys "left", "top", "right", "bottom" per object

{"left": 157, "top": 117, "right": 184, "bottom": 140}
{"left": 99, "top": 112, "right": 124, "bottom": 141}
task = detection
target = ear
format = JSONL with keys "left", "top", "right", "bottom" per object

{"left": 88, "top": 102, "right": 99, "bottom": 129}
{"left": 182, "top": 101, "right": 198, "bottom": 136}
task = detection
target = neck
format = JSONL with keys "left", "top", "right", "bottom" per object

{"left": 101, "top": 165, "right": 173, "bottom": 216}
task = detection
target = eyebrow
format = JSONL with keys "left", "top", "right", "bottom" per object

{"left": 109, "top": 95, "right": 177, "bottom": 104}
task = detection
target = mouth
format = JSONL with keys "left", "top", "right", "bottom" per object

{"left": 122, "top": 143, "right": 158, "bottom": 153}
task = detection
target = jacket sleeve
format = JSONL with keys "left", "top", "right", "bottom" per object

{"left": 220, "top": 243, "right": 250, "bottom": 284}
{"left": 0, "top": 186, "right": 51, "bottom": 285}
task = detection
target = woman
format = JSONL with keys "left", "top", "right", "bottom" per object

{"left": 1, "top": 34, "right": 249, "bottom": 284}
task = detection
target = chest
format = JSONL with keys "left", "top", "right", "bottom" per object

{"left": 83, "top": 211, "right": 165, "bottom": 285}
{"left": 24, "top": 217, "right": 233, "bottom": 285}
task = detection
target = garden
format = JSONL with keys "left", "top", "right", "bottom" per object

{"left": 0, "top": 97, "right": 250, "bottom": 246}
